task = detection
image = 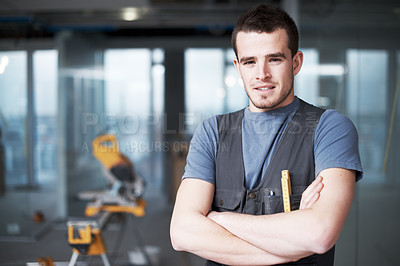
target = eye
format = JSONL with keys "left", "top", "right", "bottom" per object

{"left": 243, "top": 60, "right": 255, "bottom": 65}
{"left": 269, "top": 58, "right": 282, "bottom": 63}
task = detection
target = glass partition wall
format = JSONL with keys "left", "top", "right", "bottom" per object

{"left": 0, "top": 49, "right": 58, "bottom": 239}
{"left": 56, "top": 33, "right": 166, "bottom": 216}
{"left": 103, "top": 48, "right": 165, "bottom": 190}
{"left": 0, "top": 41, "right": 166, "bottom": 239}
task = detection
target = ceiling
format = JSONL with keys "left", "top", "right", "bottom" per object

{"left": 0, "top": 0, "right": 266, "bottom": 38}
{"left": 0, "top": 0, "right": 399, "bottom": 39}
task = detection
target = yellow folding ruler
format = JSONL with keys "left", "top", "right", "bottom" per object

{"left": 281, "top": 170, "right": 292, "bottom": 212}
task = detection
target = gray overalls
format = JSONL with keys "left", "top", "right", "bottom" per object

{"left": 207, "top": 100, "right": 335, "bottom": 266}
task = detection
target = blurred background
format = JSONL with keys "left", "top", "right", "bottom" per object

{"left": 0, "top": 0, "right": 399, "bottom": 265}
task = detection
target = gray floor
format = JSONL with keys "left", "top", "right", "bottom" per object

{"left": 0, "top": 183, "right": 400, "bottom": 266}
{"left": 0, "top": 189, "right": 205, "bottom": 266}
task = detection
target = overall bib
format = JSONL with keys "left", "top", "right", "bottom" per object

{"left": 207, "top": 100, "right": 334, "bottom": 266}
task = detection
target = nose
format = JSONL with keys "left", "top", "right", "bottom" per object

{"left": 256, "top": 62, "right": 271, "bottom": 80}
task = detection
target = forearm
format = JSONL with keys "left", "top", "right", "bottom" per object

{"left": 208, "top": 169, "right": 355, "bottom": 259}
{"left": 170, "top": 178, "right": 297, "bottom": 265}
{"left": 171, "top": 211, "right": 295, "bottom": 265}
{"left": 208, "top": 209, "right": 323, "bottom": 260}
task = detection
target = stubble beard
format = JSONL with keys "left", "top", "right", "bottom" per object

{"left": 247, "top": 82, "right": 294, "bottom": 111}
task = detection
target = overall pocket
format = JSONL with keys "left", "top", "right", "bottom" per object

{"left": 263, "top": 186, "right": 307, "bottom": 214}
{"left": 212, "top": 189, "right": 243, "bottom": 212}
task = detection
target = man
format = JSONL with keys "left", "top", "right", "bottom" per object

{"left": 170, "top": 4, "right": 362, "bottom": 266}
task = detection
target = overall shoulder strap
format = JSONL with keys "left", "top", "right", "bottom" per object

{"left": 215, "top": 109, "right": 245, "bottom": 189}
{"left": 261, "top": 99, "right": 326, "bottom": 191}
{"left": 216, "top": 109, "right": 244, "bottom": 139}
{"left": 213, "top": 109, "right": 246, "bottom": 210}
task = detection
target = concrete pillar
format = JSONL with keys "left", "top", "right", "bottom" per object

{"left": 163, "top": 48, "right": 186, "bottom": 202}
{"left": 57, "top": 31, "right": 106, "bottom": 216}
{"left": 163, "top": 49, "right": 185, "bottom": 139}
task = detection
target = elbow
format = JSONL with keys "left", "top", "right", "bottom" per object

{"left": 170, "top": 238, "right": 183, "bottom": 252}
{"left": 170, "top": 223, "right": 186, "bottom": 252}
{"left": 170, "top": 228, "right": 182, "bottom": 251}
{"left": 308, "top": 224, "right": 338, "bottom": 254}
{"left": 170, "top": 231, "right": 179, "bottom": 251}
{"left": 311, "top": 236, "right": 335, "bottom": 255}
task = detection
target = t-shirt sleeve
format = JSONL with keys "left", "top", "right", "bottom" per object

{"left": 182, "top": 116, "right": 219, "bottom": 184}
{"left": 314, "top": 110, "right": 363, "bottom": 181}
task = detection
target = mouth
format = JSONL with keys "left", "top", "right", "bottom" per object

{"left": 255, "top": 85, "right": 275, "bottom": 91}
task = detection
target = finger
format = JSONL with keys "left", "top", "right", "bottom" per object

{"left": 304, "top": 175, "right": 323, "bottom": 195}
{"left": 309, "top": 178, "right": 324, "bottom": 196}
{"left": 304, "top": 182, "right": 324, "bottom": 206}
{"left": 207, "top": 211, "right": 219, "bottom": 222}
{"left": 303, "top": 188, "right": 321, "bottom": 209}
{"left": 300, "top": 176, "right": 324, "bottom": 209}
{"left": 301, "top": 176, "right": 322, "bottom": 203}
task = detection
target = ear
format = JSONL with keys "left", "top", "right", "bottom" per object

{"left": 233, "top": 58, "right": 242, "bottom": 78}
{"left": 293, "top": 51, "right": 303, "bottom": 76}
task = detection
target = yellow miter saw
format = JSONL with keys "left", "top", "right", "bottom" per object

{"left": 77, "top": 134, "right": 146, "bottom": 216}
{"left": 67, "top": 134, "right": 148, "bottom": 266}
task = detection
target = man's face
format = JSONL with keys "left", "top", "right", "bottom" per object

{"left": 233, "top": 29, "right": 303, "bottom": 112}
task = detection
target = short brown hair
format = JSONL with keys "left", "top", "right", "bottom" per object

{"left": 232, "top": 4, "right": 299, "bottom": 58}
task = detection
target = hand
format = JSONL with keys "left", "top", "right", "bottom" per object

{"left": 300, "top": 175, "right": 324, "bottom": 210}
{"left": 207, "top": 211, "right": 220, "bottom": 223}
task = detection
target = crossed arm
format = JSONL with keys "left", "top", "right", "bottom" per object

{"left": 170, "top": 168, "right": 355, "bottom": 265}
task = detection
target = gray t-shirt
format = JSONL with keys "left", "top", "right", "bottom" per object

{"left": 183, "top": 97, "right": 363, "bottom": 189}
